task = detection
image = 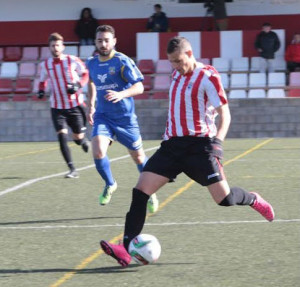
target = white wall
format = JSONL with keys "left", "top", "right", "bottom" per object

{"left": 0, "top": 0, "right": 299, "bottom": 21}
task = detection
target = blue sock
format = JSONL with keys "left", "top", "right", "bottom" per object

{"left": 94, "top": 156, "right": 115, "bottom": 186}
{"left": 137, "top": 156, "right": 148, "bottom": 173}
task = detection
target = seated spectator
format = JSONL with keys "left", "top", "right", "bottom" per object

{"left": 75, "top": 7, "right": 98, "bottom": 45}
{"left": 285, "top": 33, "right": 300, "bottom": 72}
{"left": 146, "top": 4, "right": 169, "bottom": 32}
{"left": 255, "top": 22, "right": 280, "bottom": 73}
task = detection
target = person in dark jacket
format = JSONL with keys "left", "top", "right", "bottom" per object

{"left": 255, "top": 23, "right": 280, "bottom": 73}
{"left": 146, "top": 4, "right": 169, "bottom": 32}
{"left": 75, "top": 7, "right": 98, "bottom": 45}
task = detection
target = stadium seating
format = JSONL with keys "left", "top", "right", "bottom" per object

{"left": 228, "top": 90, "right": 247, "bottom": 99}
{"left": 32, "top": 78, "right": 50, "bottom": 93}
{"left": 0, "top": 79, "right": 14, "bottom": 94}
{"left": 230, "top": 73, "right": 248, "bottom": 88}
{"left": 289, "top": 72, "right": 300, "bottom": 86}
{"left": 248, "top": 89, "right": 266, "bottom": 98}
{"left": 15, "top": 78, "right": 32, "bottom": 94}
{"left": 250, "top": 57, "right": 260, "bottom": 72}
{"left": 143, "top": 75, "right": 152, "bottom": 91}
{"left": 40, "top": 47, "right": 52, "bottom": 60}
{"left": 198, "top": 58, "right": 210, "bottom": 65}
{"left": 273, "top": 56, "right": 286, "bottom": 71}
{"left": 152, "top": 92, "right": 169, "bottom": 99}
{"left": 267, "top": 89, "right": 286, "bottom": 98}
{"left": 249, "top": 73, "right": 266, "bottom": 88}
{"left": 0, "top": 62, "right": 18, "bottom": 78}
{"left": 0, "top": 48, "right": 3, "bottom": 61}
{"left": 268, "top": 72, "right": 286, "bottom": 87}
{"left": 64, "top": 46, "right": 78, "bottom": 56}
{"left": 135, "top": 92, "right": 151, "bottom": 100}
{"left": 138, "top": 59, "right": 155, "bottom": 74}
{"left": 4, "top": 47, "right": 22, "bottom": 61}
{"left": 212, "top": 58, "right": 230, "bottom": 72}
{"left": 12, "top": 95, "right": 28, "bottom": 101}
{"left": 153, "top": 75, "right": 171, "bottom": 90}
{"left": 79, "top": 45, "right": 95, "bottom": 60}
{"left": 156, "top": 59, "right": 172, "bottom": 74}
{"left": 219, "top": 73, "right": 229, "bottom": 89}
{"left": 231, "top": 57, "right": 249, "bottom": 72}
{"left": 0, "top": 95, "right": 10, "bottom": 101}
{"left": 288, "top": 89, "right": 300, "bottom": 97}
{"left": 21, "top": 47, "right": 39, "bottom": 61}
{"left": 19, "top": 63, "right": 36, "bottom": 78}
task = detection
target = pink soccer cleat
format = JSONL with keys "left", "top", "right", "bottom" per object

{"left": 100, "top": 240, "right": 131, "bottom": 267}
{"left": 250, "top": 192, "right": 275, "bottom": 222}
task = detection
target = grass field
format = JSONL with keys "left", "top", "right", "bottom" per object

{"left": 0, "top": 138, "right": 299, "bottom": 287}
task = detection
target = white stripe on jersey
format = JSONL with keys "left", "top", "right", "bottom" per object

{"left": 40, "top": 54, "right": 86, "bottom": 109}
{"left": 164, "top": 62, "right": 227, "bottom": 140}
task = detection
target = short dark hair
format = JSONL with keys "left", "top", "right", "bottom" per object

{"left": 96, "top": 25, "right": 115, "bottom": 37}
{"left": 262, "top": 22, "right": 271, "bottom": 27}
{"left": 167, "top": 36, "right": 188, "bottom": 54}
{"left": 48, "top": 32, "right": 64, "bottom": 44}
{"left": 154, "top": 4, "right": 162, "bottom": 9}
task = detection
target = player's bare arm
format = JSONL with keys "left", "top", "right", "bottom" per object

{"left": 87, "top": 80, "right": 96, "bottom": 125}
{"left": 105, "top": 81, "right": 144, "bottom": 103}
{"left": 215, "top": 103, "right": 231, "bottom": 141}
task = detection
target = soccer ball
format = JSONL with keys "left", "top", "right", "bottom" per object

{"left": 128, "top": 234, "right": 161, "bottom": 265}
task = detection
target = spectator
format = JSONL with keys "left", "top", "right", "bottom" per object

{"left": 204, "top": 0, "right": 228, "bottom": 31}
{"left": 146, "top": 4, "right": 169, "bottom": 32}
{"left": 255, "top": 22, "right": 280, "bottom": 73}
{"left": 285, "top": 33, "right": 300, "bottom": 72}
{"left": 75, "top": 7, "right": 98, "bottom": 45}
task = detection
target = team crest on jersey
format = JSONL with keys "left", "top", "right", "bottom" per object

{"left": 109, "top": 66, "right": 116, "bottom": 75}
{"left": 97, "top": 74, "right": 107, "bottom": 83}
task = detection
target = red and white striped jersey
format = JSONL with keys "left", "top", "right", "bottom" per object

{"left": 39, "top": 54, "right": 88, "bottom": 109}
{"left": 163, "top": 62, "right": 228, "bottom": 140}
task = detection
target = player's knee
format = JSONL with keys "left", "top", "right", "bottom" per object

{"left": 74, "top": 139, "right": 83, "bottom": 145}
{"left": 218, "top": 192, "right": 235, "bottom": 206}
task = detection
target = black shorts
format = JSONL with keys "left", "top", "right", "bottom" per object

{"left": 51, "top": 105, "right": 87, "bottom": 134}
{"left": 143, "top": 136, "right": 224, "bottom": 186}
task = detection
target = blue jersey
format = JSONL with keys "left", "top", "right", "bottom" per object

{"left": 86, "top": 51, "right": 144, "bottom": 119}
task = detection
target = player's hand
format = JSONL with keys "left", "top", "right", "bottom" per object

{"left": 211, "top": 137, "right": 224, "bottom": 160}
{"left": 67, "top": 82, "right": 81, "bottom": 94}
{"left": 105, "top": 90, "right": 124, "bottom": 103}
{"left": 37, "top": 90, "right": 45, "bottom": 99}
{"left": 88, "top": 106, "right": 95, "bottom": 126}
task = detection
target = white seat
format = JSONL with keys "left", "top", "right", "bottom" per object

{"left": 249, "top": 73, "right": 266, "bottom": 88}
{"left": 231, "top": 57, "right": 249, "bottom": 72}
{"left": 0, "top": 62, "right": 18, "bottom": 78}
{"left": 212, "top": 58, "right": 230, "bottom": 72}
{"left": 79, "top": 45, "right": 95, "bottom": 60}
{"left": 230, "top": 73, "right": 248, "bottom": 88}
{"left": 273, "top": 57, "right": 286, "bottom": 71}
{"left": 268, "top": 72, "right": 286, "bottom": 87}
{"left": 64, "top": 46, "right": 78, "bottom": 56}
{"left": 156, "top": 59, "right": 172, "bottom": 74}
{"left": 219, "top": 73, "right": 229, "bottom": 89}
{"left": 229, "top": 90, "right": 247, "bottom": 99}
{"left": 248, "top": 89, "right": 266, "bottom": 98}
{"left": 267, "top": 88, "right": 286, "bottom": 98}
{"left": 250, "top": 57, "right": 261, "bottom": 72}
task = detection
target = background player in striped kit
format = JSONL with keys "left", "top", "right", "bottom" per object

{"left": 38, "top": 32, "right": 90, "bottom": 178}
{"left": 100, "top": 36, "right": 275, "bottom": 267}
{"left": 86, "top": 25, "right": 158, "bottom": 212}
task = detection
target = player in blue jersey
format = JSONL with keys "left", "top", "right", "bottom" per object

{"left": 86, "top": 25, "right": 158, "bottom": 213}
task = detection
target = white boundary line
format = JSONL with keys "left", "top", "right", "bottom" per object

{"left": 0, "top": 146, "right": 159, "bottom": 197}
{"left": 0, "top": 219, "right": 299, "bottom": 230}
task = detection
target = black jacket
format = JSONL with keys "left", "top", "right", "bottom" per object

{"left": 75, "top": 18, "right": 98, "bottom": 40}
{"left": 146, "top": 12, "right": 169, "bottom": 32}
{"left": 255, "top": 31, "right": 280, "bottom": 59}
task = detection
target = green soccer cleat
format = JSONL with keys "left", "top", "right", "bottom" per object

{"left": 147, "top": 193, "right": 159, "bottom": 213}
{"left": 99, "top": 181, "right": 117, "bottom": 205}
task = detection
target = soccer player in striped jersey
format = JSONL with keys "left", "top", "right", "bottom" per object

{"left": 100, "top": 36, "right": 275, "bottom": 267}
{"left": 38, "top": 33, "right": 90, "bottom": 179}
{"left": 86, "top": 25, "right": 158, "bottom": 212}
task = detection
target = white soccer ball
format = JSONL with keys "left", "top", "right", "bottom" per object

{"left": 128, "top": 234, "right": 161, "bottom": 265}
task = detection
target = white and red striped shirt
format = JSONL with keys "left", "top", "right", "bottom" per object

{"left": 164, "top": 62, "right": 228, "bottom": 140}
{"left": 39, "top": 54, "right": 88, "bottom": 109}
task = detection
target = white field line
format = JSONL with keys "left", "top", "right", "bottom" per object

{"left": 0, "top": 146, "right": 159, "bottom": 197}
{"left": 0, "top": 219, "right": 299, "bottom": 230}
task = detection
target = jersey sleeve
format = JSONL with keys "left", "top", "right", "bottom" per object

{"left": 204, "top": 66, "right": 228, "bottom": 108}
{"left": 38, "top": 61, "right": 48, "bottom": 91}
{"left": 120, "top": 56, "right": 144, "bottom": 84}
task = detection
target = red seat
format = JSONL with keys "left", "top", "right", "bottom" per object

{"left": 288, "top": 89, "right": 300, "bottom": 97}
{"left": 143, "top": 75, "right": 152, "bottom": 91}
{"left": 4, "top": 47, "right": 22, "bottom": 61}
{"left": 0, "top": 95, "right": 10, "bottom": 101}
{"left": 138, "top": 59, "right": 155, "bottom": 74}
{"left": 152, "top": 92, "right": 169, "bottom": 99}
{"left": 21, "top": 47, "right": 39, "bottom": 61}
{"left": 135, "top": 92, "right": 150, "bottom": 100}
{"left": 0, "top": 79, "right": 14, "bottom": 94}
{"left": 12, "top": 95, "right": 29, "bottom": 101}
{"left": 15, "top": 78, "right": 32, "bottom": 94}
{"left": 153, "top": 75, "right": 171, "bottom": 90}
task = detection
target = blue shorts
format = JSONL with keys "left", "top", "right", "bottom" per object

{"left": 92, "top": 114, "right": 143, "bottom": 151}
